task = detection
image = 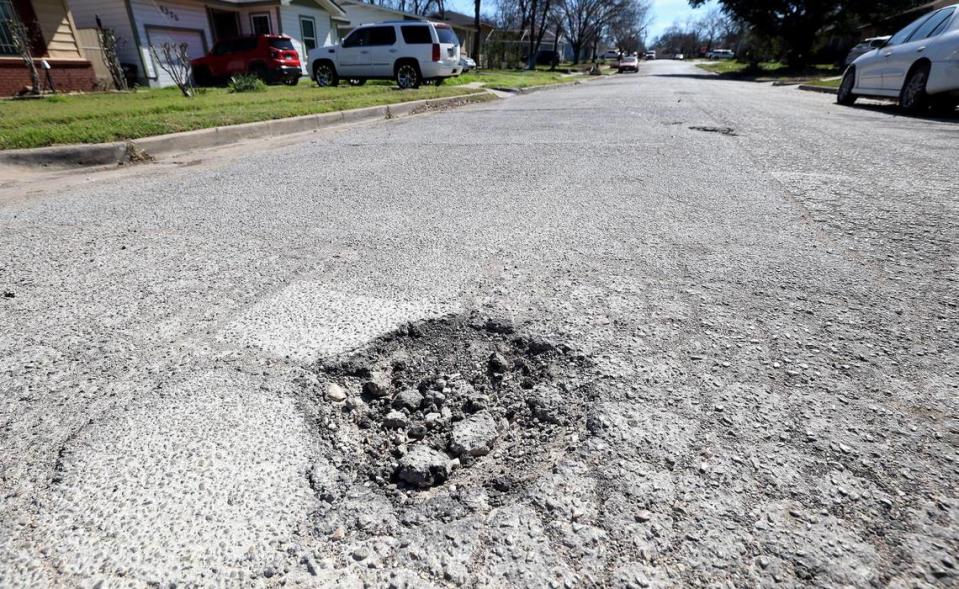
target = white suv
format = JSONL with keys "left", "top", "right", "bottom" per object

{"left": 309, "top": 21, "right": 461, "bottom": 89}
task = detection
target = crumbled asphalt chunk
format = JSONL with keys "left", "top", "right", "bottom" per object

{"left": 488, "top": 352, "right": 509, "bottom": 373}
{"left": 362, "top": 370, "right": 392, "bottom": 397}
{"left": 383, "top": 410, "right": 408, "bottom": 430}
{"left": 392, "top": 389, "right": 423, "bottom": 411}
{"left": 396, "top": 445, "right": 455, "bottom": 488}
{"left": 325, "top": 383, "right": 347, "bottom": 402}
{"left": 449, "top": 410, "right": 499, "bottom": 458}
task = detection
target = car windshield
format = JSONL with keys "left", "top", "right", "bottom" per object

{"left": 435, "top": 27, "right": 458, "bottom": 45}
{"left": 269, "top": 39, "right": 295, "bottom": 50}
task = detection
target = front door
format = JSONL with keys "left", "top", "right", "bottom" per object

{"left": 210, "top": 9, "right": 240, "bottom": 41}
{"left": 338, "top": 28, "right": 371, "bottom": 77}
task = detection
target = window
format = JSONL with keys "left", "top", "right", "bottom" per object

{"left": 435, "top": 26, "right": 458, "bottom": 45}
{"left": 342, "top": 28, "right": 369, "bottom": 48}
{"left": 0, "top": 0, "right": 18, "bottom": 55}
{"left": 211, "top": 40, "right": 234, "bottom": 55}
{"left": 912, "top": 7, "right": 955, "bottom": 40}
{"left": 269, "top": 38, "right": 295, "bottom": 50}
{"left": 234, "top": 37, "right": 257, "bottom": 51}
{"left": 250, "top": 13, "right": 271, "bottom": 35}
{"left": 401, "top": 25, "right": 431, "bottom": 45}
{"left": 886, "top": 13, "right": 933, "bottom": 46}
{"left": 300, "top": 16, "right": 317, "bottom": 51}
{"left": 367, "top": 26, "right": 396, "bottom": 46}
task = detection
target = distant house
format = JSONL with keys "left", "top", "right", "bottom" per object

{"left": 0, "top": 0, "right": 96, "bottom": 95}
{"left": 67, "top": 0, "right": 347, "bottom": 87}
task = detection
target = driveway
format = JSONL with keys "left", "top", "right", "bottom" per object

{"left": 1, "top": 61, "right": 956, "bottom": 587}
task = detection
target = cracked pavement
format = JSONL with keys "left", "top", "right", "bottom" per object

{"left": 0, "top": 60, "right": 957, "bottom": 587}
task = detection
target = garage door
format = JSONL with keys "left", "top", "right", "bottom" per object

{"left": 144, "top": 27, "right": 207, "bottom": 88}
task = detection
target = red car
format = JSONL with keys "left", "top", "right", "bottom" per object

{"left": 191, "top": 34, "right": 302, "bottom": 86}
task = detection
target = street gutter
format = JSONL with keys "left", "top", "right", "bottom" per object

{"left": 0, "top": 91, "right": 495, "bottom": 170}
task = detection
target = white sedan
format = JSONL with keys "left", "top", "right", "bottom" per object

{"left": 837, "top": 3, "right": 959, "bottom": 113}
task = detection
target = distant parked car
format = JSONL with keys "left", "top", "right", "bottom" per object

{"left": 843, "top": 36, "right": 891, "bottom": 66}
{"left": 674, "top": 53, "right": 685, "bottom": 60}
{"left": 192, "top": 35, "right": 301, "bottom": 86}
{"left": 618, "top": 55, "right": 639, "bottom": 73}
{"left": 309, "top": 20, "right": 461, "bottom": 89}
{"left": 644, "top": 50, "right": 656, "bottom": 60}
{"left": 838, "top": 4, "right": 959, "bottom": 113}
{"left": 706, "top": 49, "right": 735, "bottom": 60}
{"left": 460, "top": 53, "right": 477, "bottom": 72}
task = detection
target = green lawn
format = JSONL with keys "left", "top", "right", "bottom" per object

{"left": 804, "top": 77, "right": 842, "bottom": 89}
{"left": 697, "top": 60, "right": 840, "bottom": 81}
{"left": 446, "top": 69, "right": 573, "bottom": 89}
{"left": 0, "top": 82, "right": 479, "bottom": 150}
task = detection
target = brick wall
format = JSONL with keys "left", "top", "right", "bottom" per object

{"left": 0, "top": 58, "right": 97, "bottom": 96}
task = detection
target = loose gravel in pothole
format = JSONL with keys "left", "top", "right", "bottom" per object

{"left": 299, "top": 313, "right": 595, "bottom": 503}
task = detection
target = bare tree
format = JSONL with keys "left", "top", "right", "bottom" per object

{"left": 3, "top": 12, "right": 41, "bottom": 95}
{"left": 96, "top": 16, "right": 127, "bottom": 91}
{"left": 559, "top": 0, "right": 633, "bottom": 63}
{"left": 149, "top": 42, "right": 194, "bottom": 97}
{"left": 474, "top": 0, "right": 482, "bottom": 65}
{"left": 608, "top": 0, "right": 651, "bottom": 54}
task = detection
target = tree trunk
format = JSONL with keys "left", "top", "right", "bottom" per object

{"left": 526, "top": 0, "right": 539, "bottom": 70}
{"left": 473, "top": 0, "right": 481, "bottom": 66}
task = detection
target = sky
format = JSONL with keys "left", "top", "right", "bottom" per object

{"left": 443, "top": 0, "right": 719, "bottom": 42}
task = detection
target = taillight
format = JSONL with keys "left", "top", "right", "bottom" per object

{"left": 432, "top": 43, "right": 440, "bottom": 62}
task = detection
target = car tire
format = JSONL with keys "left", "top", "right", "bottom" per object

{"left": 899, "top": 63, "right": 930, "bottom": 114}
{"left": 314, "top": 61, "right": 339, "bottom": 87}
{"left": 249, "top": 63, "right": 270, "bottom": 83}
{"left": 348, "top": 78, "right": 366, "bottom": 86}
{"left": 395, "top": 62, "right": 421, "bottom": 89}
{"left": 836, "top": 67, "right": 857, "bottom": 106}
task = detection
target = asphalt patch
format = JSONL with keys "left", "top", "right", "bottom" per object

{"left": 689, "top": 125, "right": 738, "bottom": 136}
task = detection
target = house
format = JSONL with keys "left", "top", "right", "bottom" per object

{"left": 336, "top": 0, "right": 422, "bottom": 39}
{"left": 67, "top": 0, "right": 347, "bottom": 87}
{"left": 0, "top": 0, "right": 96, "bottom": 95}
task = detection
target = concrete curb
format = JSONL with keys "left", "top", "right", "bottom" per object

{"left": 0, "top": 91, "right": 494, "bottom": 170}
{"left": 798, "top": 84, "right": 838, "bottom": 95}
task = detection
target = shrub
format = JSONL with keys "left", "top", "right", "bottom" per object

{"left": 228, "top": 74, "right": 266, "bottom": 93}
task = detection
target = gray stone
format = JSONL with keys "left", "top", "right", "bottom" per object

{"left": 395, "top": 445, "right": 454, "bottom": 488}
{"left": 392, "top": 389, "right": 424, "bottom": 411}
{"left": 363, "top": 370, "right": 392, "bottom": 397}
{"left": 488, "top": 352, "right": 509, "bottom": 373}
{"left": 449, "top": 410, "right": 499, "bottom": 458}
{"left": 383, "top": 410, "right": 408, "bottom": 430}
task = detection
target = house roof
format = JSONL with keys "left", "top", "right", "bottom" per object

{"left": 214, "top": 0, "right": 345, "bottom": 17}
{"left": 429, "top": 10, "right": 494, "bottom": 29}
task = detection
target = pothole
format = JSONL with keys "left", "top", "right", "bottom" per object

{"left": 300, "top": 312, "right": 596, "bottom": 502}
{"left": 689, "top": 125, "right": 738, "bottom": 136}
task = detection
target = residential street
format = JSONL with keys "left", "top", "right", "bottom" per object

{"left": 1, "top": 60, "right": 957, "bottom": 587}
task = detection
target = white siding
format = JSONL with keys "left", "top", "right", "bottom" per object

{"left": 340, "top": 3, "right": 414, "bottom": 28}
{"left": 279, "top": 1, "right": 336, "bottom": 74}
{"left": 67, "top": 0, "right": 139, "bottom": 68}
{"left": 128, "top": 0, "right": 212, "bottom": 87}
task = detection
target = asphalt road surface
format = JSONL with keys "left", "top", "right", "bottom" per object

{"left": 1, "top": 60, "right": 957, "bottom": 588}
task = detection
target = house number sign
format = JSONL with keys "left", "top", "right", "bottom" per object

{"left": 158, "top": 6, "right": 180, "bottom": 21}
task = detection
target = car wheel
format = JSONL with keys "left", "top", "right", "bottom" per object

{"left": 836, "top": 67, "right": 857, "bottom": 106}
{"left": 899, "top": 64, "right": 930, "bottom": 114}
{"left": 314, "top": 62, "right": 339, "bottom": 87}
{"left": 348, "top": 78, "right": 366, "bottom": 86}
{"left": 250, "top": 64, "right": 270, "bottom": 83}
{"left": 395, "top": 62, "right": 420, "bottom": 89}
